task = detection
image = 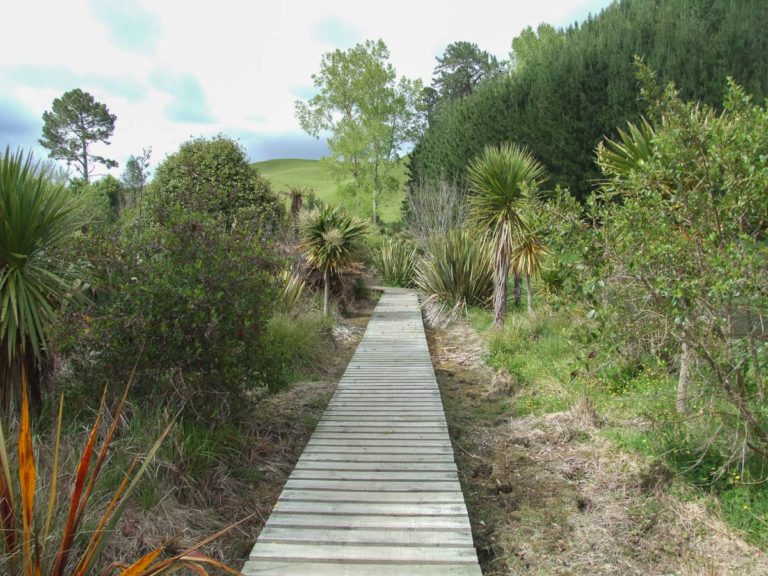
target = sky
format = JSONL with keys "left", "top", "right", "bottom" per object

{"left": 0, "top": 0, "right": 614, "bottom": 179}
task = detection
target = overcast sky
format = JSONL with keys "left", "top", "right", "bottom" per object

{"left": 0, "top": 0, "right": 613, "bottom": 179}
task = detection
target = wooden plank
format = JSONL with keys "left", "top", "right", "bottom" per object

{"left": 294, "top": 461, "right": 457, "bottom": 472}
{"left": 298, "top": 453, "right": 456, "bottom": 463}
{"left": 249, "top": 543, "right": 478, "bottom": 563}
{"left": 278, "top": 489, "right": 465, "bottom": 503}
{"left": 243, "top": 561, "right": 481, "bottom": 575}
{"left": 283, "top": 480, "right": 462, "bottom": 493}
{"left": 290, "top": 470, "right": 457, "bottom": 481}
{"left": 258, "top": 526, "right": 473, "bottom": 546}
{"left": 264, "top": 513, "right": 471, "bottom": 531}
{"left": 244, "top": 290, "right": 479, "bottom": 574}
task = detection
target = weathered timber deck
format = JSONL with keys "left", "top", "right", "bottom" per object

{"left": 243, "top": 289, "right": 481, "bottom": 575}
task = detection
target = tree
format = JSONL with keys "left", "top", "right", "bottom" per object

{"left": 299, "top": 206, "right": 367, "bottom": 316}
{"left": 427, "top": 41, "right": 505, "bottom": 116}
{"left": 0, "top": 148, "right": 84, "bottom": 413}
{"left": 593, "top": 77, "right": 768, "bottom": 457}
{"left": 409, "top": 0, "right": 768, "bottom": 201}
{"left": 466, "top": 143, "right": 545, "bottom": 327}
{"left": 121, "top": 146, "right": 152, "bottom": 212}
{"left": 39, "top": 89, "right": 117, "bottom": 183}
{"left": 296, "top": 39, "right": 423, "bottom": 223}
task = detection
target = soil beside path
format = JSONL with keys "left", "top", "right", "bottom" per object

{"left": 428, "top": 320, "right": 768, "bottom": 576}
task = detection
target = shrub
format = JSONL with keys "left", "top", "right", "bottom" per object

{"left": 414, "top": 230, "right": 493, "bottom": 325}
{"left": 148, "top": 135, "right": 284, "bottom": 232}
{"left": 375, "top": 238, "right": 418, "bottom": 287}
{"left": 65, "top": 210, "right": 281, "bottom": 419}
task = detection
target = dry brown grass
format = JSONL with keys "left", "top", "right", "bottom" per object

{"left": 430, "top": 319, "right": 768, "bottom": 576}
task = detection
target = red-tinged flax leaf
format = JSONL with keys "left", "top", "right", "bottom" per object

{"left": 176, "top": 561, "right": 208, "bottom": 576}
{"left": 177, "top": 553, "right": 243, "bottom": 576}
{"left": 42, "top": 393, "right": 64, "bottom": 548}
{"left": 75, "top": 380, "right": 133, "bottom": 528}
{"left": 84, "top": 418, "right": 177, "bottom": 572}
{"left": 0, "top": 426, "right": 17, "bottom": 555}
{"left": 74, "top": 458, "right": 138, "bottom": 576}
{"left": 145, "top": 515, "right": 254, "bottom": 576}
{"left": 51, "top": 389, "right": 106, "bottom": 576}
{"left": 18, "top": 368, "right": 37, "bottom": 576}
{"left": 117, "top": 547, "right": 164, "bottom": 576}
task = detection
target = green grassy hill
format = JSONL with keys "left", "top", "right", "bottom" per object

{"left": 253, "top": 158, "right": 406, "bottom": 223}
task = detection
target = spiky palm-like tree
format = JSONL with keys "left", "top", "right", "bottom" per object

{"left": 466, "top": 143, "right": 545, "bottom": 326}
{"left": 0, "top": 148, "right": 83, "bottom": 413}
{"left": 300, "top": 206, "right": 367, "bottom": 316}
{"left": 512, "top": 229, "right": 550, "bottom": 317}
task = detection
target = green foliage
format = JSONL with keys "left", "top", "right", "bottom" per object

{"left": 296, "top": 39, "right": 422, "bottom": 223}
{"left": 592, "top": 77, "right": 768, "bottom": 457}
{"left": 278, "top": 269, "right": 306, "bottom": 312}
{"left": 0, "top": 148, "right": 84, "bottom": 412}
{"left": 410, "top": 0, "right": 768, "bottom": 201}
{"left": 414, "top": 230, "right": 493, "bottom": 325}
{"left": 264, "top": 311, "right": 332, "bottom": 383}
{"left": 425, "top": 41, "right": 505, "bottom": 118}
{"left": 66, "top": 211, "right": 281, "bottom": 419}
{"left": 466, "top": 142, "right": 546, "bottom": 325}
{"left": 120, "top": 147, "right": 152, "bottom": 211}
{"left": 374, "top": 238, "right": 418, "bottom": 287}
{"left": 299, "top": 205, "right": 367, "bottom": 315}
{"left": 149, "top": 135, "right": 284, "bottom": 230}
{"left": 39, "top": 88, "right": 117, "bottom": 183}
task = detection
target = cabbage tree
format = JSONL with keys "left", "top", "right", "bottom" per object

{"left": 466, "top": 143, "right": 545, "bottom": 326}
{"left": 0, "top": 148, "right": 83, "bottom": 412}
{"left": 300, "top": 206, "right": 367, "bottom": 316}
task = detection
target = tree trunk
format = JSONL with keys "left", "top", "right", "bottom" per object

{"left": 513, "top": 271, "right": 522, "bottom": 307}
{"left": 493, "top": 258, "right": 510, "bottom": 327}
{"left": 82, "top": 138, "right": 89, "bottom": 183}
{"left": 323, "top": 268, "right": 330, "bottom": 317}
{"left": 677, "top": 340, "right": 690, "bottom": 414}
{"left": 372, "top": 191, "right": 378, "bottom": 225}
{"left": 526, "top": 275, "right": 535, "bottom": 317}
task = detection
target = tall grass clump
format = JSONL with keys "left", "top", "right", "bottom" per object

{"left": 414, "top": 230, "right": 493, "bottom": 325}
{"left": 265, "top": 310, "right": 333, "bottom": 386}
{"left": 0, "top": 373, "right": 242, "bottom": 575}
{"left": 375, "top": 238, "right": 418, "bottom": 287}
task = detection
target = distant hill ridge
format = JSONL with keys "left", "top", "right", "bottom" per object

{"left": 252, "top": 158, "right": 406, "bottom": 223}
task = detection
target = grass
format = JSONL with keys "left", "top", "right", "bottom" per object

{"left": 469, "top": 301, "right": 768, "bottom": 548}
{"left": 253, "top": 158, "right": 407, "bottom": 223}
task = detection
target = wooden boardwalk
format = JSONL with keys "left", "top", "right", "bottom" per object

{"left": 243, "top": 289, "right": 481, "bottom": 575}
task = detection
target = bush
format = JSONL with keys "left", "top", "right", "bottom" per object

{"left": 375, "top": 238, "right": 418, "bottom": 287}
{"left": 64, "top": 210, "right": 281, "bottom": 419}
{"left": 148, "top": 135, "right": 284, "bottom": 232}
{"left": 414, "top": 229, "right": 493, "bottom": 325}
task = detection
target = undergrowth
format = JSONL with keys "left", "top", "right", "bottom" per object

{"left": 471, "top": 302, "right": 768, "bottom": 547}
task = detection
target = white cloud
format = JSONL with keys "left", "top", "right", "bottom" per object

{"left": 0, "top": 0, "right": 613, "bottom": 170}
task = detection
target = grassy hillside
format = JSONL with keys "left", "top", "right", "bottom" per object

{"left": 253, "top": 158, "right": 406, "bottom": 223}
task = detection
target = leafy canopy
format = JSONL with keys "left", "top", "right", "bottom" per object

{"left": 299, "top": 205, "right": 368, "bottom": 275}
{"left": 296, "top": 39, "right": 423, "bottom": 222}
{"left": 39, "top": 88, "right": 117, "bottom": 183}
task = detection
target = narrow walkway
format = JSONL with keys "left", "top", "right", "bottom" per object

{"left": 243, "top": 289, "right": 481, "bottom": 575}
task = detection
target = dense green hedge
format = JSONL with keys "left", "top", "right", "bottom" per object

{"left": 409, "top": 0, "right": 768, "bottom": 201}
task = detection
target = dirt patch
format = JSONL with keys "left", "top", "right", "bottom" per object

{"left": 429, "top": 321, "right": 768, "bottom": 576}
